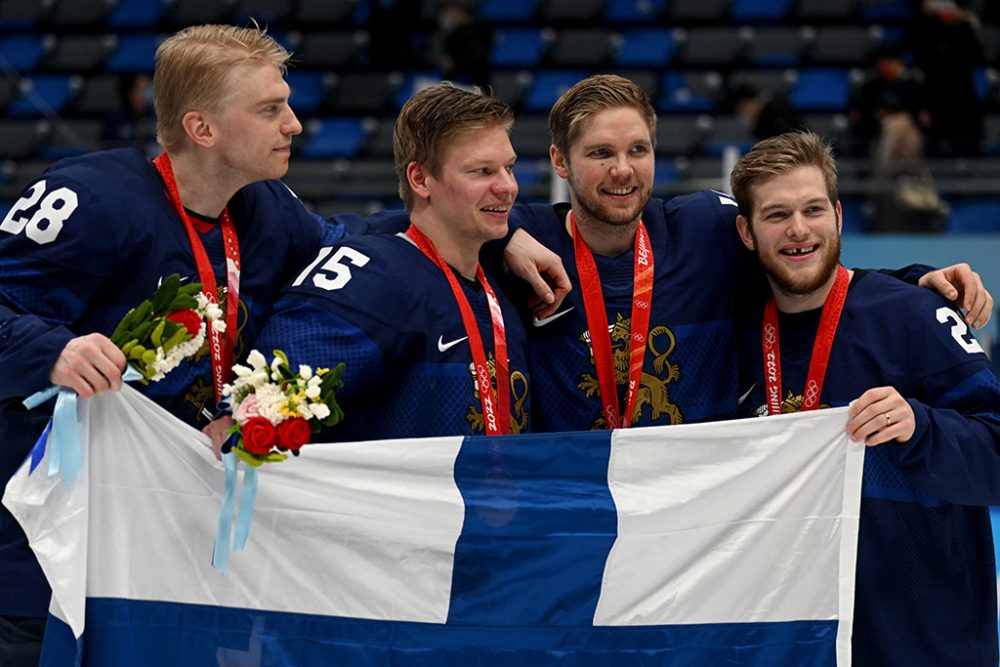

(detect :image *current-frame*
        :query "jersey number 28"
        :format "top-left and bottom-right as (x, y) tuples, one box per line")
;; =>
(1, 180), (79, 245)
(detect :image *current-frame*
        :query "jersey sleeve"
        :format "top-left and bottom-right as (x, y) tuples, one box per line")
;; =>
(885, 297), (1000, 505)
(0, 172), (122, 403)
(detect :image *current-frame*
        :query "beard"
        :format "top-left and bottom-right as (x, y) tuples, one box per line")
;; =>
(752, 229), (842, 297)
(569, 174), (651, 229)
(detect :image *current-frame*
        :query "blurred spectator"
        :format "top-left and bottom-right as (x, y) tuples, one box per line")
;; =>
(907, 0), (985, 157)
(434, 1), (492, 90)
(101, 72), (158, 155)
(729, 84), (805, 141)
(849, 43), (947, 232)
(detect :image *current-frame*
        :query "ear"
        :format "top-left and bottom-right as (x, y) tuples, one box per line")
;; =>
(550, 145), (570, 180)
(181, 110), (214, 149)
(736, 214), (755, 251)
(407, 162), (431, 202)
(834, 200), (843, 235)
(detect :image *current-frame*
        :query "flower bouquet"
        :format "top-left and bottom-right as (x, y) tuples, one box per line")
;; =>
(222, 350), (345, 466)
(109, 274), (224, 383)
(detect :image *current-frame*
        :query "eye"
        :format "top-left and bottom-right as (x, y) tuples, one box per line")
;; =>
(589, 148), (610, 158)
(766, 210), (788, 221)
(630, 144), (649, 155)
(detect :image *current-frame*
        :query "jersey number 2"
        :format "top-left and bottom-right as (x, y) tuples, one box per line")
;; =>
(0, 180), (79, 245)
(936, 307), (985, 354)
(293, 246), (371, 291)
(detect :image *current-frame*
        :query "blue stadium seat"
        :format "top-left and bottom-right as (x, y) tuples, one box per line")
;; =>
(393, 72), (444, 111)
(0, 35), (46, 73)
(790, 69), (852, 112)
(615, 28), (675, 68)
(730, 0), (793, 23)
(858, 0), (911, 22)
(301, 118), (369, 159)
(745, 27), (807, 67)
(523, 70), (588, 112)
(286, 71), (328, 114)
(107, 34), (160, 73)
(0, 0), (46, 31)
(704, 115), (754, 156)
(605, 0), (666, 23)
(491, 29), (549, 69)
(108, 0), (166, 29)
(8, 75), (78, 118)
(947, 199), (1000, 233)
(480, 0), (537, 24)
(657, 71), (720, 113)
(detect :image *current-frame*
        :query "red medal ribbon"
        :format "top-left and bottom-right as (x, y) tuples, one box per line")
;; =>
(761, 265), (850, 415)
(405, 225), (510, 435)
(153, 153), (241, 404)
(570, 212), (654, 429)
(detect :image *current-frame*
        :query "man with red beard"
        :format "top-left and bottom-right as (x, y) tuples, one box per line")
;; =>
(732, 131), (1000, 666)
(506, 74), (990, 433)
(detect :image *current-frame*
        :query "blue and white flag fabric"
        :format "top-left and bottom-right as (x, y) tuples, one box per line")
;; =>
(3, 386), (864, 666)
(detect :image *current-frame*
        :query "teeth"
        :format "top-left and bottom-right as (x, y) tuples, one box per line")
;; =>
(783, 246), (816, 256)
(606, 187), (634, 195)
(482, 207), (508, 212)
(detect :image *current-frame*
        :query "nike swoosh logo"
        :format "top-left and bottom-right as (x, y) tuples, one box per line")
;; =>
(532, 307), (575, 328)
(738, 383), (756, 406)
(437, 335), (469, 353)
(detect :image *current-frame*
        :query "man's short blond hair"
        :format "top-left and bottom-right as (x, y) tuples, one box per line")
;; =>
(154, 24), (291, 152)
(729, 131), (839, 221)
(393, 83), (514, 210)
(548, 74), (657, 158)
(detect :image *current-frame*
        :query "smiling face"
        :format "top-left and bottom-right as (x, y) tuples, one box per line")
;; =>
(737, 165), (843, 310)
(552, 106), (654, 235)
(207, 64), (302, 183)
(422, 124), (518, 247)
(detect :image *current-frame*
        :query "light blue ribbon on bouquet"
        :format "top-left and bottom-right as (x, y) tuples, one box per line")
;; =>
(212, 452), (260, 574)
(23, 367), (144, 485)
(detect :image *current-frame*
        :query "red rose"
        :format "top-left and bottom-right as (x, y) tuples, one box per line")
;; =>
(277, 417), (311, 451)
(166, 308), (202, 336)
(241, 416), (277, 455)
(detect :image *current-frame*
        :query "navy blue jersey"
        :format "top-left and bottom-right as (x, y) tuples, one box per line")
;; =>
(255, 232), (531, 441)
(737, 270), (1000, 667)
(511, 191), (750, 431)
(0, 148), (378, 617)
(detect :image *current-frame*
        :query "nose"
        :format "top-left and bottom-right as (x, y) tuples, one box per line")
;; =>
(493, 168), (518, 200)
(609, 153), (633, 178)
(786, 212), (809, 237)
(284, 107), (302, 136)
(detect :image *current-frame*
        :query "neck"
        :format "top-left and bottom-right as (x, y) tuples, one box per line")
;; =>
(165, 150), (244, 218)
(410, 216), (481, 280)
(771, 267), (852, 313)
(566, 207), (639, 257)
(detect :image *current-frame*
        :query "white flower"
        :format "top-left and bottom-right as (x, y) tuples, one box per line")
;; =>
(233, 364), (253, 378)
(253, 383), (287, 424)
(211, 318), (226, 333)
(305, 385), (321, 399)
(309, 402), (331, 420)
(247, 350), (267, 371)
(299, 364), (313, 380)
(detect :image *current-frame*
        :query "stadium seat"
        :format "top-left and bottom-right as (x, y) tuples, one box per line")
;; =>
(948, 199), (1000, 233)
(0, 120), (49, 160)
(286, 71), (330, 114)
(796, 0), (858, 22)
(44, 0), (112, 27)
(802, 113), (849, 148)
(327, 71), (399, 115)
(728, 68), (795, 97)
(480, 0), (537, 24)
(790, 69), (853, 112)
(42, 118), (103, 160)
(108, 0), (166, 29)
(704, 115), (755, 156)
(300, 117), (370, 160)
(657, 71), (722, 114)
(0, 78), (18, 113)
(232, 0), (294, 26)
(163, 0), (233, 26)
(858, 0), (911, 22)
(294, 0), (359, 26)
(70, 74), (122, 115)
(667, 0), (732, 22)
(675, 28), (748, 67)
(363, 119), (395, 158)
(8, 75), (79, 118)
(392, 72), (443, 111)
(42, 35), (116, 73)
(615, 28), (676, 68)
(294, 31), (368, 69)
(539, 0), (606, 23)
(510, 115), (553, 158)
(655, 115), (708, 156)
(523, 70), (589, 113)
(808, 26), (880, 66)
(489, 70), (532, 109)
(547, 29), (612, 68)
(605, 0), (666, 23)
(983, 115), (1000, 155)
(107, 34), (159, 73)
(0, 35), (46, 73)
(0, 0), (47, 31)
(745, 27), (808, 68)
(491, 29), (550, 69)
(730, 0), (793, 24)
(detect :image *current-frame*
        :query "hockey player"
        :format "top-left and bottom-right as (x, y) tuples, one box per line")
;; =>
(253, 83), (531, 440)
(732, 131), (1000, 666)
(505, 74), (991, 432)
